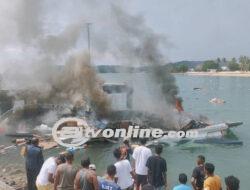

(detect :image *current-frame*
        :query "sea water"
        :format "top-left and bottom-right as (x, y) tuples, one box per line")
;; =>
(0, 74), (249, 188)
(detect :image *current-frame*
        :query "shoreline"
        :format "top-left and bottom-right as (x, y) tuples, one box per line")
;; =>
(183, 71), (250, 77)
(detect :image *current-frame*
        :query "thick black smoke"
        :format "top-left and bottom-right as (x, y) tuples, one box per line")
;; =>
(0, 1), (180, 127)
(111, 4), (178, 105)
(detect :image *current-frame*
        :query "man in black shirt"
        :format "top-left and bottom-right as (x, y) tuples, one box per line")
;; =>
(146, 144), (167, 190)
(191, 155), (205, 190)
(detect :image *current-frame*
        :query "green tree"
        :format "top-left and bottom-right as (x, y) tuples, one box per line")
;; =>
(239, 56), (249, 71)
(169, 64), (188, 73)
(177, 64), (188, 73)
(228, 57), (239, 71)
(202, 60), (219, 71)
(246, 58), (250, 71)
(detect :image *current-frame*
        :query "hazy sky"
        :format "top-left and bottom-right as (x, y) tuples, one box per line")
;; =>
(128, 0), (250, 62)
(1, 0), (250, 65)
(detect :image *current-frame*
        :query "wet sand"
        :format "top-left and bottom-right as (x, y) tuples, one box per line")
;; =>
(186, 71), (250, 77)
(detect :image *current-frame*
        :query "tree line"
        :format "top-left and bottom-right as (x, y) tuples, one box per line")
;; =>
(198, 56), (250, 72)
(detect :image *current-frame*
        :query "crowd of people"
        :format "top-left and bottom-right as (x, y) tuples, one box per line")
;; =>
(24, 138), (240, 190)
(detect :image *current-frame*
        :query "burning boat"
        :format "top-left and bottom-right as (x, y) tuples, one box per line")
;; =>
(101, 84), (243, 145)
(48, 83), (244, 146)
(0, 82), (243, 147)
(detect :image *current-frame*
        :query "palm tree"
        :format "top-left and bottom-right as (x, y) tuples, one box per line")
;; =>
(239, 56), (248, 71)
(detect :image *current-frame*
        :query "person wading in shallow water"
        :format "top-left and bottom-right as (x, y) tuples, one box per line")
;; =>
(74, 157), (99, 190)
(25, 137), (44, 190)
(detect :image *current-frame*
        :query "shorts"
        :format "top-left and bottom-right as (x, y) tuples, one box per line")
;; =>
(136, 174), (148, 186)
(36, 183), (53, 190)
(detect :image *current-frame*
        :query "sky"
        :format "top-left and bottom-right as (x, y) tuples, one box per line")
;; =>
(128, 0), (250, 62)
(0, 0), (250, 65)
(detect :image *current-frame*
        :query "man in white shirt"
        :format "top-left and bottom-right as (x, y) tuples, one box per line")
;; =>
(113, 148), (135, 190)
(36, 154), (66, 190)
(132, 138), (152, 190)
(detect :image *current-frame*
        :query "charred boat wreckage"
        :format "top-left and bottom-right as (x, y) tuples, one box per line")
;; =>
(0, 83), (243, 148)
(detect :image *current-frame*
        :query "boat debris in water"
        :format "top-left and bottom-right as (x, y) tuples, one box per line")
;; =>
(148, 121), (243, 146)
(209, 98), (225, 104)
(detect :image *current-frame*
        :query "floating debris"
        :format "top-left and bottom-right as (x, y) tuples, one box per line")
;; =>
(193, 87), (202, 90)
(209, 98), (225, 104)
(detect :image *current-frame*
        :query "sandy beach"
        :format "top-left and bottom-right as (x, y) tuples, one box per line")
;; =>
(185, 71), (250, 77)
